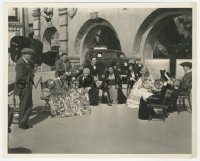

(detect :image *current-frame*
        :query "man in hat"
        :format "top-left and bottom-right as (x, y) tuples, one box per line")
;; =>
(14, 48), (35, 129)
(179, 62), (192, 95)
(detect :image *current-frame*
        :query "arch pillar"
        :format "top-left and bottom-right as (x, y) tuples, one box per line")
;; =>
(32, 8), (41, 40)
(58, 8), (68, 55)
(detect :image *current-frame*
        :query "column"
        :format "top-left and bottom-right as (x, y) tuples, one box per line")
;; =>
(32, 8), (41, 40)
(58, 8), (68, 54)
(24, 8), (29, 37)
(58, 8), (80, 67)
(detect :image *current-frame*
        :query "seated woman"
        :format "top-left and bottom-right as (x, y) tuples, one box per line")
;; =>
(78, 68), (99, 106)
(49, 72), (91, 118)
(103, 65), (125, 105)
(127, 63), (138, 96)
(126, 66), (156, 109)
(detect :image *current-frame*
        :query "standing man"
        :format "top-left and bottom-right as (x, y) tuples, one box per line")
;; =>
(169, 62), (192, 111)
(55, 53), (72, 78)
(179, 62), (192, 95)
(14, 48), (35, 129)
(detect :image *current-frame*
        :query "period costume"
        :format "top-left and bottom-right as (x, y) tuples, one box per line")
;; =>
(104, 69), (124, 104)
(79, 74), (99, 106)
(14, 48), (35, 128)
(84, 63), (103, 105)
(127, 70), (136, 88)
(171, 62), (192, 112)
(180, 70), (192, 95)
(127, 63), (139, 96)
(85, 63), (97, 77)
(49, 79), (91, 117)
(126, 72), (155, 109)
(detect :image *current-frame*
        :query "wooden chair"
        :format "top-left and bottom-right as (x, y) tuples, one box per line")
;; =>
(40, 81), (50, 113)
(147, 89), (173, 122)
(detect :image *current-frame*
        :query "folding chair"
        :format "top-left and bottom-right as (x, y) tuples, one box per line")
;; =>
(147, 89), (173, 122)
(40, 81), (51, 113)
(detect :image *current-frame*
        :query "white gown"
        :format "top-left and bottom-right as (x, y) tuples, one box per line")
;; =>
(126, 75), (154, 108)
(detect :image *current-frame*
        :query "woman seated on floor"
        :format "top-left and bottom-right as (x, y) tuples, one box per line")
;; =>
(126, 66), (156, 109)
(49, 71), (91, 118)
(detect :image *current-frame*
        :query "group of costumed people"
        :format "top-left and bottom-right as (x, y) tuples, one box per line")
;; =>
(45, 52), (192, 119)
(12, 47), (192, 131)
(48, 52), (127, 117)
(127, 62), (192, 119)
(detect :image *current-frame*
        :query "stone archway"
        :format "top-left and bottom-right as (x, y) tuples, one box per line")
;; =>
(74, 18), (121, 64)
(42, 26), (60, 53)
(133, 8), (192, 59)
(133, 8), (192, 76)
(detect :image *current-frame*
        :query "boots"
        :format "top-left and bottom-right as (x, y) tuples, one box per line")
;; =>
(106, 96), (112, 106)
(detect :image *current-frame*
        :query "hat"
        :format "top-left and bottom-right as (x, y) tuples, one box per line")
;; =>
(21, 48), (34, 54)
(180, 62), (192, 68)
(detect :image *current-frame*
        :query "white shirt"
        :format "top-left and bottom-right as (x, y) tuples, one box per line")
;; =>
(131, 72), (135, 79)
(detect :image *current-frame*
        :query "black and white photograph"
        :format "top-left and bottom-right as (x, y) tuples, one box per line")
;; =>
(3, 2), (197, 157)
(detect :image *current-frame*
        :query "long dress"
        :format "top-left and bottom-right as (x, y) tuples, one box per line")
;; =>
(49, 79), (91, 117)
(126, 75), (155, 109)
(104, 71), (126, 104)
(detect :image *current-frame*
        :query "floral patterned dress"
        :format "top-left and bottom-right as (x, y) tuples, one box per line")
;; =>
(49, 79), (91, 117)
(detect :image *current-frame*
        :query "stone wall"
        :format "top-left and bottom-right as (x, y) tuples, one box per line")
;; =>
(68, 8), (155, 59)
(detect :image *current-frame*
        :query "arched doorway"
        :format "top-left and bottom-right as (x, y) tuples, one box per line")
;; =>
(133, 8), (192, 76)
(43, 26), (60, 53)
(74, 18), (121, 64)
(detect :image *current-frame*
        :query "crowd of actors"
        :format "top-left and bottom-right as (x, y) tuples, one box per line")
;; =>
(13, 48), (192, 129)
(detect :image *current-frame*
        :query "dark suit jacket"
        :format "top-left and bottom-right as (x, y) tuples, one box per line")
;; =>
(78, 75), (95, 88)
(84, 63), (98, 77)
(181, 71), (192, 93)
(14, 57), (34, 96)
(55, 58), (72, 78)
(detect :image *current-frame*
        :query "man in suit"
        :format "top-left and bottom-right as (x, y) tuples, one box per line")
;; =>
(55, 52), (72, 78)
(168, 62), (192, 111)
(14, 48), (35, 129)
(85, 57), (98, 79)
(179, 62), (192, 95)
